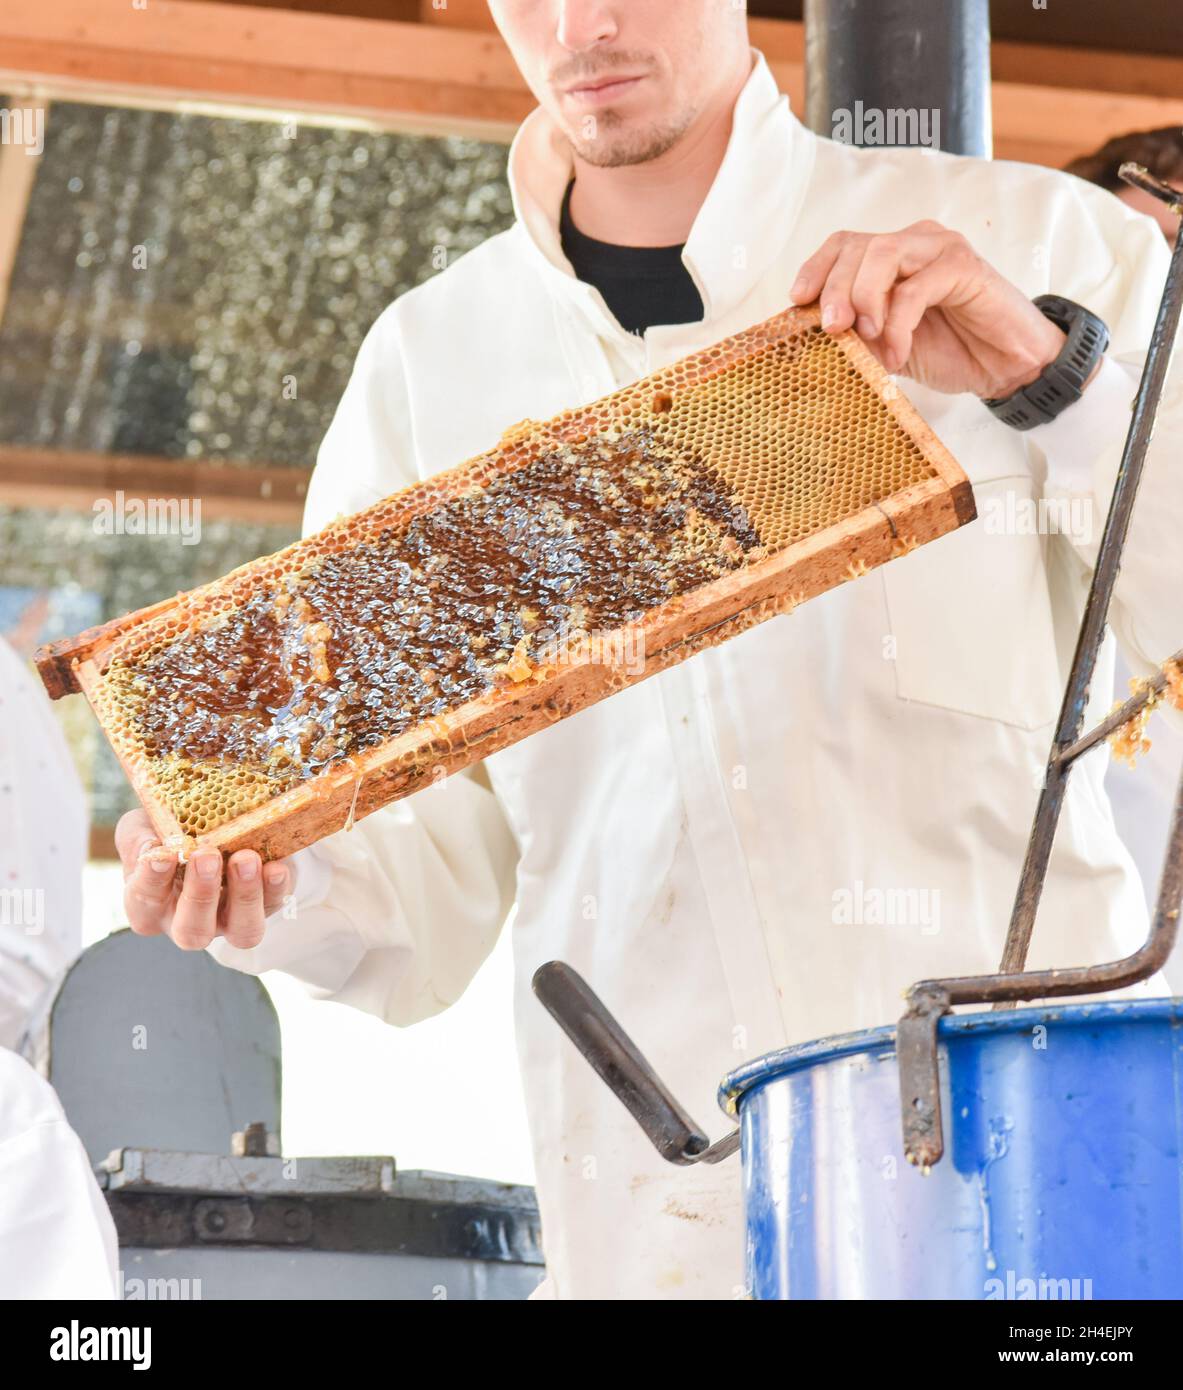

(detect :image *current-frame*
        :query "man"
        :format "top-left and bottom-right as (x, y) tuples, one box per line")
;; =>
(0, 630), (89, 1051)
(116, 2), (1181, 1298)
(0, 635), (118, 1297)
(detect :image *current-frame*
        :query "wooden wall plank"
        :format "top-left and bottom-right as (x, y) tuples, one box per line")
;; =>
(0, 446), (309, 526)
(0, 0), (527, 137)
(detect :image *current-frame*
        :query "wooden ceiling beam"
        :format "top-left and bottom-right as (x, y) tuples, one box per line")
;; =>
(0, 0), (529, 138)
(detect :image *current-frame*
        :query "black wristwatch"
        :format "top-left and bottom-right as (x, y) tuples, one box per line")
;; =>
(982, 294), (1110, 431)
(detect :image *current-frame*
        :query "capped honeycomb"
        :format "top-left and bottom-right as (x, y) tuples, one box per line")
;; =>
(36, 305), (974, 859)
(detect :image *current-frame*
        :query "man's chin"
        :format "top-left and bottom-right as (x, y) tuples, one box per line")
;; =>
(566, 119), (689, 169)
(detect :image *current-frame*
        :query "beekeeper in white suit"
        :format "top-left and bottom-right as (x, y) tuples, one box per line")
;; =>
(0, 636), (118, 1298)
(117, 1), (1182, 1298)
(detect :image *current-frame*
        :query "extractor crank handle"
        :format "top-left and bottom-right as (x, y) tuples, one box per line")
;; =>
(531, 961), (739, 1166)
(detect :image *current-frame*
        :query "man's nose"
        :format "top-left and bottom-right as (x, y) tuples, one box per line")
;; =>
(556, 0), (620, 53)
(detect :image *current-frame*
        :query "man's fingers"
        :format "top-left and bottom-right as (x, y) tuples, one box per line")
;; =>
(124, 848), (178, 937)
(262, 860), (292, 920)
(115, 809), (161, 881)
(848, 233), (943, 339)
(116, 812), (290, 950)
(220, 851), (268, 950)
(880, 261), (964, 371)
(793, 226), (955, 338)
(790, 231), (852, 307)
(815, 238), (871, 334)
(116, 809), (178, 935)
(169, 850), (225, 950)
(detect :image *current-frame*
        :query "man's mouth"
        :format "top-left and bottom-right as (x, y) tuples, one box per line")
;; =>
(561, 73), (647, 107)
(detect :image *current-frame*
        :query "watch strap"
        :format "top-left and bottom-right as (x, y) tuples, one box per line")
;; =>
(982, 294), (1110, 431)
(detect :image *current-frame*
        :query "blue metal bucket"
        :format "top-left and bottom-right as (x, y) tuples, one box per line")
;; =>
(719, 999), (1183, 1300)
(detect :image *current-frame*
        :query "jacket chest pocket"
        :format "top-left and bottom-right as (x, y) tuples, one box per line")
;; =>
(880, 474), (1064, 732)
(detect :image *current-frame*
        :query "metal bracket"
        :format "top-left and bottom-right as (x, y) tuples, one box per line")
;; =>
(899, 774), (1183, 1164)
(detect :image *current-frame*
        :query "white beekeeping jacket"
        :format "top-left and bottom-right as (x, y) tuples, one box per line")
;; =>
(0, 1049), (118, 1298)
(0, 636), (88, 1051)
(0, 644), (114, 1297)
(211, 51), (1182, 1299)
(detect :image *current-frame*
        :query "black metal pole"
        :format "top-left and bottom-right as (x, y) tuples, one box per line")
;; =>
(803, 0), (992, 157)
(999, 195), (1183, 978)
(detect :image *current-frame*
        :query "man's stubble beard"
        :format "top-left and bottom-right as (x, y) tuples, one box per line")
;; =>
(567, 108), (695, 169)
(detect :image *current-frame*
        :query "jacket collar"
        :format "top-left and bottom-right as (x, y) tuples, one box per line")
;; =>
(506, 49), (815, 342)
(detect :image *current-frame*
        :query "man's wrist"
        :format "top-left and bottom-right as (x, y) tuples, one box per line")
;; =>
(982, 296), (1110, 430)
(991, 319), (1068, 398)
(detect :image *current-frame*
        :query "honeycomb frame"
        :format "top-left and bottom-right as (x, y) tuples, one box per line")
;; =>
(36, 304), (975, 860)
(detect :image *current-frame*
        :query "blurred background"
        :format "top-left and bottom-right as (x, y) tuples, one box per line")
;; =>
(0, 74), (532, 1183)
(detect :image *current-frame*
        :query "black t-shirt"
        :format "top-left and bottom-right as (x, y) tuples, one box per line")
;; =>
(559, 180), (704, 336)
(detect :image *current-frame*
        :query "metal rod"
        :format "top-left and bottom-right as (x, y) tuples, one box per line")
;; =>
(1119, 162), (1183, 215)
(997, 205), (1183, 981)
(1056, 649), (1182, 766)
